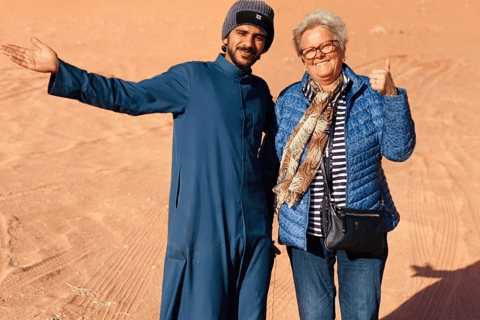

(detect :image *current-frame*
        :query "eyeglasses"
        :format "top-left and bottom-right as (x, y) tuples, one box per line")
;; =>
(301, 40), (338, 60)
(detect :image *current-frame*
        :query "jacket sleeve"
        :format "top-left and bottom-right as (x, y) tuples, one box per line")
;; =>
(47, 59), (190, 115)
(381, 88), (416, 161)
(258, 98), (280, 221)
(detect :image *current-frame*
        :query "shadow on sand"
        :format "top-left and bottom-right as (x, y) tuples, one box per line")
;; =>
(382, 261), (480, 320)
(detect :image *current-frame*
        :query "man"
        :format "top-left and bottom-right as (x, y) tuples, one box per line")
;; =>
(1, 1), (278, 319)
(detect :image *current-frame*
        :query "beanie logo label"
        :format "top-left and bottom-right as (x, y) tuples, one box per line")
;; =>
(233, 11), (274, 51)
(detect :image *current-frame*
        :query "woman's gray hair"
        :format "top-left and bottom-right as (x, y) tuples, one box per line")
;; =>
(293, 9), (348, 57)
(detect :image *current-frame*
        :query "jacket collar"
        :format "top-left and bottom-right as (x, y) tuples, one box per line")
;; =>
(300, 63), (365, 98)
(342, 63), (365, 96)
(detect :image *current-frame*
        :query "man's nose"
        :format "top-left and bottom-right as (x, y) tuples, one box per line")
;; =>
(245, 35), (255, 47)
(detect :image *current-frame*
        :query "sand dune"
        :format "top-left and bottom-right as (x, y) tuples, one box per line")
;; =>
(1, 0), (480, 319)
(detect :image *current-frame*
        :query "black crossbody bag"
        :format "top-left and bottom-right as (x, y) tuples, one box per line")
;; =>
(320, 105), (388, 255)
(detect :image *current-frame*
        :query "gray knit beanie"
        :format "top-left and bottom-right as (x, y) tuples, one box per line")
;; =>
(222, 0), (275, 52)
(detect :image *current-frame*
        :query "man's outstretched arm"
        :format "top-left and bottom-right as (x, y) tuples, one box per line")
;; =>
(1, 37), (190, 116)
(1, 37), (59, 74)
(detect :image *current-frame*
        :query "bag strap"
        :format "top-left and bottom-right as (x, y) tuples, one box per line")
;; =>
(321, 99), (337, 204)
(320, 159), (332, 201)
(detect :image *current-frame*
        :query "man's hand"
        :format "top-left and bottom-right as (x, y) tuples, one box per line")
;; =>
(369, 58), (398, 96)
(1, 37), (59, 74)
(273, 241), (282, 256)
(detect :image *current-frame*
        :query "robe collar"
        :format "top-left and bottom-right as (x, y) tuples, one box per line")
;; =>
(215, 54), (252, 81)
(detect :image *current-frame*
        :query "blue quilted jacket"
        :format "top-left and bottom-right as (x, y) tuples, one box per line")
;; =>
(260, 64), (416, 251)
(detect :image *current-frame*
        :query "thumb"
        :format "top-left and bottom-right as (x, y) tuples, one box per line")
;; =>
(384, 58), (390, 72)
(31, 37), (46, 49)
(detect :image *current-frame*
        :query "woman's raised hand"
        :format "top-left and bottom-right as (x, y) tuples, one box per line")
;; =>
(1, 37), (59, 74)
(369, 58), (398, 96)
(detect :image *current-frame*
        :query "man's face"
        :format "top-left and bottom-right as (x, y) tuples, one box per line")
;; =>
(223, 25), (266, 72)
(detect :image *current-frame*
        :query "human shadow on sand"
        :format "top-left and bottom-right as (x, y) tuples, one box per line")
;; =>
(382, 261), (480, 320)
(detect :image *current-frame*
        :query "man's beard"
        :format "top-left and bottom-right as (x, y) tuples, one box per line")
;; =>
(227, 45), (259, 72)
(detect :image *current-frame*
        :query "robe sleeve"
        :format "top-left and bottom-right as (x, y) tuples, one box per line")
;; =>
(48, 59), (190, 115)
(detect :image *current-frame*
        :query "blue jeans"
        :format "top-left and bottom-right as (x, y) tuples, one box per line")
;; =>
(287, 234), (388, 320)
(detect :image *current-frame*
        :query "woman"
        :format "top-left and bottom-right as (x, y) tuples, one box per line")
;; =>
(270, 9), (415, 320)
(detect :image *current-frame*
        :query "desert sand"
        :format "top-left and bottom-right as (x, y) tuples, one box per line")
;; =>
(1, 0), (480, 319)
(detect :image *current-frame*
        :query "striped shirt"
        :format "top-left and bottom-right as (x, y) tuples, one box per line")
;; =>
(302, 74), (350, 237)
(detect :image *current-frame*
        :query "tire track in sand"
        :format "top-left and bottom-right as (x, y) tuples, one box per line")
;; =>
(446, 143), (480, 252)
(383, 54), (474, 319)
(64, 199), (169, 319)
(0, 246), (91, 297)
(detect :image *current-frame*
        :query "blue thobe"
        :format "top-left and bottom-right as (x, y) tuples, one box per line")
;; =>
(48, 54), (276, 320)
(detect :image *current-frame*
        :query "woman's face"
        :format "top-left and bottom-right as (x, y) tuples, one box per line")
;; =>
(300, 26), (345, 88)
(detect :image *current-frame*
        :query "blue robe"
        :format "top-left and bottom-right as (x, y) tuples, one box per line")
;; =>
(48, 54), (276, 319)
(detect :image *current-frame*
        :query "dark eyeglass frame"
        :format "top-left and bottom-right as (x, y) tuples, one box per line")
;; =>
(301, 40), (339, 60)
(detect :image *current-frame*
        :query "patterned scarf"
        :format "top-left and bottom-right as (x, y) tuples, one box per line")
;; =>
(273, 74), (344, 209)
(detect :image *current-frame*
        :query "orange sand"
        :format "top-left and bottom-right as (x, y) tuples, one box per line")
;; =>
(1, 0), (480, 319)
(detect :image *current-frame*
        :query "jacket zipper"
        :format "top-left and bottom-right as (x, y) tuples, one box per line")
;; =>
(343, 80), (364, 207)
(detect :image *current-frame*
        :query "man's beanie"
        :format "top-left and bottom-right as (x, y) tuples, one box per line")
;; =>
(222, 0), (275, 52)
